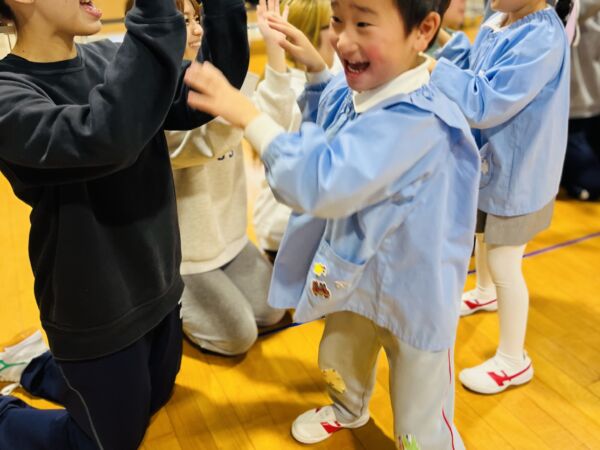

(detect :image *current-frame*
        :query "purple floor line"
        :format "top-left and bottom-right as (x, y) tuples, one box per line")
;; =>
(260, 231), (600, 337)
(467, 231), (600, 274)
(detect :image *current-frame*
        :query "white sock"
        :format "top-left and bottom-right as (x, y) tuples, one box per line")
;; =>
(495, 350), (528, 371)
(473, 234), (497, 300)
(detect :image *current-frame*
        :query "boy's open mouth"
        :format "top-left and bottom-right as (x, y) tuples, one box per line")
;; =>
(79, 0), (103, 20)
(344, 60), (370, 75)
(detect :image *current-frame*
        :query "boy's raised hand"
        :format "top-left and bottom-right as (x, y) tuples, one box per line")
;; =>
(185, 62), (261, 129)
(267, 14), (328, 73)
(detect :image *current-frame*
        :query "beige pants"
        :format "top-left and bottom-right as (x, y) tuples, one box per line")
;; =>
(319, 312), (464, 450)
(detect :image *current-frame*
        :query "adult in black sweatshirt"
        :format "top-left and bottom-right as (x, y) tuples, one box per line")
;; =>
(0, 0), (248, 448)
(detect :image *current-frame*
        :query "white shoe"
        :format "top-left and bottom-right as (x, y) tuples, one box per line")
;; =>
(291, 405), (370, 444)
(460, 289), (498, 316)
(0, 330), (48, 385)
(459, 353), (533, 394)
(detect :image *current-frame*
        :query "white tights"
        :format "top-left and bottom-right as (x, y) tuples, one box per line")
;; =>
(474, 233), (528, 360)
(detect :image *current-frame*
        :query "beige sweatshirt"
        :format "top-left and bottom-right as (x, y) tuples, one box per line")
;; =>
(167, 68), (299, 273)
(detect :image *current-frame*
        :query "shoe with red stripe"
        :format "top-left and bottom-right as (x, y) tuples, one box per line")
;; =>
(459, 353), (534, 394)
(460, 289), (498, 316)
(291, 405), (370, 444)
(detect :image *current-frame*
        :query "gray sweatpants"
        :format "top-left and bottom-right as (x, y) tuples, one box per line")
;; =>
(180, 242), (285, 355)
(320, 312), (464, 450)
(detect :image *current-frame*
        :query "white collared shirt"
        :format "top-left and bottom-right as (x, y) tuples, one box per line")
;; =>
(352, 55), (431, 113)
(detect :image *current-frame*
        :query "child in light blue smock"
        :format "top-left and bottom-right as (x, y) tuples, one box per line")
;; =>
(430, 0), (572, 394)
(184, 0), (480, 448)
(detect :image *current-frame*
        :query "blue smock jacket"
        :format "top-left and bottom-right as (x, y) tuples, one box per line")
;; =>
(431, 8), (570, 216)
(260, 72), (480, 351)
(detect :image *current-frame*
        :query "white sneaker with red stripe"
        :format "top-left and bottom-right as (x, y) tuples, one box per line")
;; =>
(459, 353), (534, 394)
(460, 289), (498, 316)
(291, 405), (370, 444)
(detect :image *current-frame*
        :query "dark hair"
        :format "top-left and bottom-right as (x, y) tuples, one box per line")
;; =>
(0, 0), (14, 23)
(395, 0), (451, 49)
(125, 0), (187, 15)
(554, 0), (573, 25)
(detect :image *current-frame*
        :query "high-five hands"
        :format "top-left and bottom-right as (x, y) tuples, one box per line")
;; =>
(185, 62), (260, 129)
(185, 0), (329, 125)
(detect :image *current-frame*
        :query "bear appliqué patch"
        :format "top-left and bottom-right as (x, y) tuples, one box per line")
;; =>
(311, 280), (331, 300)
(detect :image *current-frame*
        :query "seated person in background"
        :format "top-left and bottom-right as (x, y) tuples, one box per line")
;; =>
(135, 0), (299, 356)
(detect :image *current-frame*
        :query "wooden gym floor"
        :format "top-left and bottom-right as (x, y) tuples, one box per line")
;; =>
(2, 159), (600, 450)
(2, 1), (600, 448)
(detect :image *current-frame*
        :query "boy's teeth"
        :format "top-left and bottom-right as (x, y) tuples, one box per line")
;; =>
(346, 61), (369, 73)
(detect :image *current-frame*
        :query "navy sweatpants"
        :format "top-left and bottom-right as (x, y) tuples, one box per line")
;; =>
(0, 306), (182, 450)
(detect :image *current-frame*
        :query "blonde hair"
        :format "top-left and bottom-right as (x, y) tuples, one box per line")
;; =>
(282, 0), (331, 49)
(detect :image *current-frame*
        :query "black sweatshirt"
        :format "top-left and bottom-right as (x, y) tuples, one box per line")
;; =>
(0, 0), (249, 360)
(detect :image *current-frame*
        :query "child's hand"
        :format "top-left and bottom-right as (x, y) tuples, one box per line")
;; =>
(257, 0), (289, 47)
(267, 14), (328, 73)
(257, 0), (289, 73)
(185, 62), (261, 129)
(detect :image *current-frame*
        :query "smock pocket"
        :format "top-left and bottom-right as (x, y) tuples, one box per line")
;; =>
(305, 239), (367, 309)
(479, 143), (494, 189)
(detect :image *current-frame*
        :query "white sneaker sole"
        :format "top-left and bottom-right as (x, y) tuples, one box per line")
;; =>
(460, 299), (498, 317)
(459, 366), (534, 394)
(291, 412), (370, 444)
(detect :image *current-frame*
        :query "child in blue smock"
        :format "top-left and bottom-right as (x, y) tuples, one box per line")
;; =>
(429, 0), (572, 394)
(184, 1), (480, 447)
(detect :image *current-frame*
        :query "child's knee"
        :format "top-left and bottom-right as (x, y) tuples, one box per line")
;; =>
(186, 319), (258, 356)
(218, 326), (258, 355)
